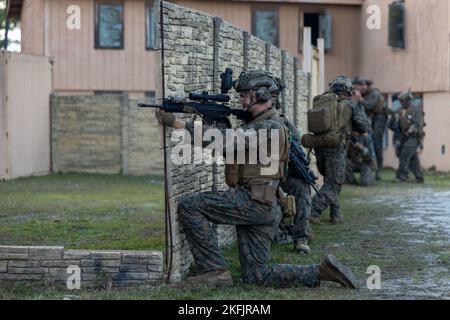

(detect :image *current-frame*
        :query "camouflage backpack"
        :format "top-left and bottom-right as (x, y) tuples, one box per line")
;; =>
(303, 92), (353, 148)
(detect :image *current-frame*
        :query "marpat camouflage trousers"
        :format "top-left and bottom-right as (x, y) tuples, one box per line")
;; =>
(280, 176), (311, 242)
(396, 136), (423, 181)
(178, 186), (320, 287)
(311, 145), (346, 218)
(345, 158), (375, 187)
(372, 115), (387, 172)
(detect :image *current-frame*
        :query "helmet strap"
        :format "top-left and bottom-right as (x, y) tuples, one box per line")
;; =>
(248, 92), (257, 113)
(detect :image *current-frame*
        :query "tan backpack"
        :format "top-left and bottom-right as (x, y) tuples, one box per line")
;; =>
(302, 92), (353, 148)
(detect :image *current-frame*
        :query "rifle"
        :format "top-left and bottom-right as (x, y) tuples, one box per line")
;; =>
(139, 68), (251, 125)
(138, 92), (252, 126)
(288, 138), (320, 195)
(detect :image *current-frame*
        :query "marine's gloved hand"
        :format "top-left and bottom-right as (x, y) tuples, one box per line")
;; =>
(182, 106), (197, 114)
(301, 135), (306, 147)
(352, 90), (363, 102)
(155, 109), (175, 126)
(417, 144), (424, 154)
(354, 142), (364, 151)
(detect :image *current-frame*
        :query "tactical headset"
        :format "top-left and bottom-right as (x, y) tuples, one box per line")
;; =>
(234, 71), (285, 104)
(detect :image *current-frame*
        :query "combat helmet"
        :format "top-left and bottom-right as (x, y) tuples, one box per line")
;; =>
(398, 89), (414, 101)
(352, 76), (373, 86)
(234, 70), (285, 103)
(329, 76), (353, 96)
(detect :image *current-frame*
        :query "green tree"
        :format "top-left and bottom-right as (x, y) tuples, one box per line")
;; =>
(0, 0), (19, 50)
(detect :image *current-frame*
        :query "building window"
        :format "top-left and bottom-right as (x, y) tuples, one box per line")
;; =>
(145, 91), (156, 99)
(388, 1), (405, 49)
(301, 12), (332, 50)
(94, 91), (124, 95)
(146, 1), (156, 49)
(252, 7), (279, 46)
(95, 1), (124, 49)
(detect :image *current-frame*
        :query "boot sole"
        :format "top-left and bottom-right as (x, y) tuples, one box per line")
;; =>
(320, 255), (357, 289)
(185, 271), (234, 288)
(309, 217), (324, 225)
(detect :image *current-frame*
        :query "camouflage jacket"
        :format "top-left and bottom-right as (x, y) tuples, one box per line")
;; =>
(361, 87), (386, 117)
(348, 99), (371, 137)
(399, 104), (423, 138)
(348, 134), (376, 168)
(185, 107), (289, 186)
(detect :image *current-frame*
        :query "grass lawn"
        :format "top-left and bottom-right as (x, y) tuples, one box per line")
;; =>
(1, 170), (449, 299)
(0, 174), (165, 250)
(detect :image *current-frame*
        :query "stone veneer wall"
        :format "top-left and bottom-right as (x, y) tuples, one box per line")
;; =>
(154, 1), (312, 281)
(0, 246), (163, 288)
(51, 94), (163, 176)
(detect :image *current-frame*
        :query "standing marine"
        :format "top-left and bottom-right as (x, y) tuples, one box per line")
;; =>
(302, 76), (369, 225)
(394, 90), (425, 183)
(387, 102), (403, 158)
(353, 77), (386, 181)
(155, 70), (357, 288)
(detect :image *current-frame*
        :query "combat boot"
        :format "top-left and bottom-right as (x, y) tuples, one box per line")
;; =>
(309, 214), (324, 225)
(185, 270), (233, 287)
(376, 171), (382, 181)
(415, 177), (424, 183)
(330, 216), (344, 225)
(392, 176), (407, 183)
(294, 240), (311, 254)
(318, 254), (357, 289)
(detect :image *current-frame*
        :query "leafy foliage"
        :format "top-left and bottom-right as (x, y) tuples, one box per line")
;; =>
(0, 0), (19, 49)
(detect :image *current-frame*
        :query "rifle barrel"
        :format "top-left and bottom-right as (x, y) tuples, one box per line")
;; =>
(138, 103), (162, 108)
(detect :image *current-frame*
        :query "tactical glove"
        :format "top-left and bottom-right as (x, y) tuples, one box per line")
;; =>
(155, 109), (175, 126)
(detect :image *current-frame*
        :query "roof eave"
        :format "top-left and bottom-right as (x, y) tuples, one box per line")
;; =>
(6, 0), (24, 19)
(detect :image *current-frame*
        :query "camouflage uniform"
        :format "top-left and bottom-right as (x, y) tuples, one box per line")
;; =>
(360, 87), (386, 178)
(178, 108), (321, 287)
(279, 176), (311, 243)
(387, 110), (402, 158)
(277, 114), (311, 243)
(396, 103), (424, 182)
(311, 99), (369, 220)
(345, 134), (377, 186)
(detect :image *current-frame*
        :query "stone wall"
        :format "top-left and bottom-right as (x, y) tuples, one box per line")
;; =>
(155, 1), (313, 281)
(0, 246), (163, 288)
(51, 94), (163, 176)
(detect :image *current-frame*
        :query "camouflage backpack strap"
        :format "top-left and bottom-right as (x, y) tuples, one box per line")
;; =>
(272, 115), (291, 179)
(336, 97), (355, 144)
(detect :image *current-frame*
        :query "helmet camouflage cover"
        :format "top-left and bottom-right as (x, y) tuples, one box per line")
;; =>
(329, 76), (353, 96)
(352, 76), (373, 86)
(398, 90), (414, 101)
(234, 70), (285, 103)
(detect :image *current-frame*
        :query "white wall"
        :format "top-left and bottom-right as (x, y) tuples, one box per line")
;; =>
(0, 52), (53, 180)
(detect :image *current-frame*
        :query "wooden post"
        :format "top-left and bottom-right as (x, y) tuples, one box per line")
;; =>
(302, 27), (312, 73)
(317, 38), (325, 94)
